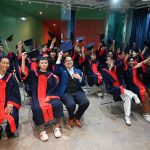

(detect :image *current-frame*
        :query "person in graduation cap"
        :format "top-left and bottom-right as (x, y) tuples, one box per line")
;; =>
(21, 53), (64, 141)
(6, 40), (27, 82)
(85, 43), (95, 59)
(96, 41), (107, 68)
(39, 44), (49, 58)
(102, 56), (141, 126)
(54, 51), (89, 128)
(82, 52), (103, 87)
(0, 55), (21, 138)
(72, 36), (86, 71)
(123, 55), (150, 122)
(47, 47), (58, 73)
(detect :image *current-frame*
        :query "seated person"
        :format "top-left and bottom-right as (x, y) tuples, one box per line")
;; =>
(54, 51), (89, 128)
(124, 56), (150, 122)
(0, 56), (21, 138)
(21, 53), (64, 141)
(102, 56), (140, 126)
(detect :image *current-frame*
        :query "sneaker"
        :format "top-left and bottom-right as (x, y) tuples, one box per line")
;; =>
(40, 131), (48, 142)
(53, 127), (62, 138)
(132, 96), (140, 104)
(143, 113), (150, 122)
(124, 116), (131, 126)
(97, 92), (103, 98)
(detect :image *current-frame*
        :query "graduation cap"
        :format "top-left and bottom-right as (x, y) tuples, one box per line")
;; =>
(24, 39), (33, 47)
(60, 41), (73, 52)
(99, 33), (105, 40)
(27, 48), (40, 58)
(6, 34), (14, 42)
(76, 36), (84, 42)
(107, 39), (113, 45)
(86, 43), (94, 51)
(47, 39), (52, 47)
(48, 31), (56, 39)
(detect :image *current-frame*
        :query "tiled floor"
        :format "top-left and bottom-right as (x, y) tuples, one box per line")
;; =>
(0, 87), (150, 150)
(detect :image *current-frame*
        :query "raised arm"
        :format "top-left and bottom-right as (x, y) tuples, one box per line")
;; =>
(135, 56), (150, 69)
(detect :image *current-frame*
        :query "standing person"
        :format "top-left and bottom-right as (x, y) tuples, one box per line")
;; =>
(54, 51), (89, 128)
(21, 53), (64, 141)
(0, 56), (21, 138)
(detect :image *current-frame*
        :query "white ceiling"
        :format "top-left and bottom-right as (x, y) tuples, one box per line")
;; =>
(14, 0), (150, 10)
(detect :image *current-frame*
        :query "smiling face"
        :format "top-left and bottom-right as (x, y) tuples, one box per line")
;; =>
(64, 56), (73, 69)
(128, 57), (135, 67)
(50, 51), (56, 58)
(0, 57), (10, 73)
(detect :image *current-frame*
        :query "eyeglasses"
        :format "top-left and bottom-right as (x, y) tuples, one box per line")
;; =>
(65, 60), (73, 62)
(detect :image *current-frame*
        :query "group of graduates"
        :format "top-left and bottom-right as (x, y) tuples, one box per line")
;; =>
(0, 32), (150, 142)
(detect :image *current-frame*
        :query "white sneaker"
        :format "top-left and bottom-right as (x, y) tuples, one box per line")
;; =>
(124, 116), (131, 126)
(53, 127), (62, 138)
(143, 113), (150, 122)
(132, 96), (140, 104)
(40, 131), (49, 142)
(97, 92), (103, 97)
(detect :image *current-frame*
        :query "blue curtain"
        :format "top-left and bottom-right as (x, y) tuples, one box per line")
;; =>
(130, 8), (150, 49)
(70, 9), (75, 42)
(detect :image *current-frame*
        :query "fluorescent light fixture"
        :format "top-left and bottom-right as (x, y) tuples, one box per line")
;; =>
(142, 0), (149, 1)
(20, 17), (27, 21)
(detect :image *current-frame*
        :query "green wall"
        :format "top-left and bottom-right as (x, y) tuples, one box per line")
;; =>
(75, 8), (107, 31)
(0, 3), (43, 53)
(76, 8), (106, 20)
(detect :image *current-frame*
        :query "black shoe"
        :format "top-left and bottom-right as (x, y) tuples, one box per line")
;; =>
(0, 126), (3, 139)
(5, 128), (14, 138)
(6, 132), (14, 138)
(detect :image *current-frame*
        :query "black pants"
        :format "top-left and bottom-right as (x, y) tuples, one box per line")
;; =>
(61, 91), (89, 119)
(50, 99), (64, 118)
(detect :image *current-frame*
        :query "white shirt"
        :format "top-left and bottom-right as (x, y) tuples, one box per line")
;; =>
(0, 74), (4, 79)
(67, 67), (74, 78)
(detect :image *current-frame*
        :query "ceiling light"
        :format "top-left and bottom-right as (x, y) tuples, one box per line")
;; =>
(20, 17), (27, 21)
(113, 0), (119, 3)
